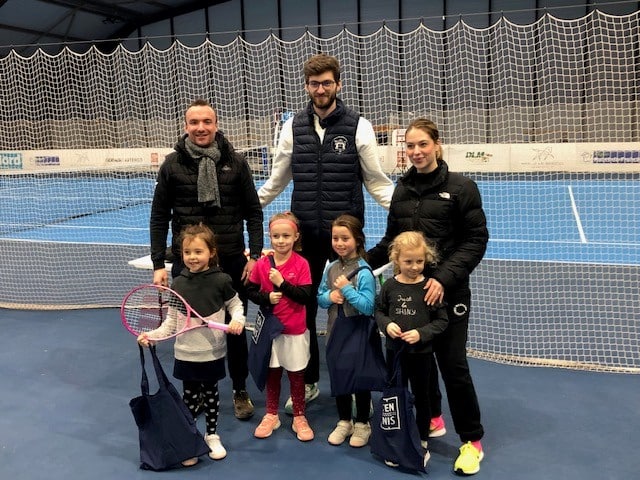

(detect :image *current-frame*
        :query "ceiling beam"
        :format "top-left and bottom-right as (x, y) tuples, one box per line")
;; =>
(0, 21), (84, 42)
(36, 0), (143, 22)
(109, 0), (230, 40)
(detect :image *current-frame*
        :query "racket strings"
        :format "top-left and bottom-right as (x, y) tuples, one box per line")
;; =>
(122, 285), (225, 340)
(123, 289), (169, 335)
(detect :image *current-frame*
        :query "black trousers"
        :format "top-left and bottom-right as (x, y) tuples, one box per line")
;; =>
(336, 391), (371, 424)
(429, 292), (484, 443)
(386, 349), (432, 441)
(172, 252), (250, 392)
(300, 233), (335, 385)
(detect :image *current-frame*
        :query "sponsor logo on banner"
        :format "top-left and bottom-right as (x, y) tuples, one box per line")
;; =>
(464, 151), (493, 163)
(104, 156), (145, 165)
(34, 155), (61, 166)
(0, 152), (23, 170)
(587, 150), (640, 164)
(518, 145), (563, 169)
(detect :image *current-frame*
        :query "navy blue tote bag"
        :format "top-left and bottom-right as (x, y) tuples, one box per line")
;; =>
(369, 350), (426, 472)
(325, 266), (387, 396)
(129, 345), (210, 471)
(248, 307), (285, 390)
(248, 255), (285, 391)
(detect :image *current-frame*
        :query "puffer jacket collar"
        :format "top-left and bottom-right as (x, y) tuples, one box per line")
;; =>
(399, 159), (448, 194)
(304, 98), (347, 129)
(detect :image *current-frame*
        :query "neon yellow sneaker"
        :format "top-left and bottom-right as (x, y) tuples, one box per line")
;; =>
(454, 441), (484, 475)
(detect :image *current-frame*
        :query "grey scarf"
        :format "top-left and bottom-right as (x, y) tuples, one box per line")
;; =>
(184, 137), (222, 207)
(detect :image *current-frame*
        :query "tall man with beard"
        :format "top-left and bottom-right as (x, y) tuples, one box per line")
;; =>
(258, 54), (394, 417)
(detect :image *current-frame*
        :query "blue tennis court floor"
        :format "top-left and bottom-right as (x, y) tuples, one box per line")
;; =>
(2, 178), (638, 266)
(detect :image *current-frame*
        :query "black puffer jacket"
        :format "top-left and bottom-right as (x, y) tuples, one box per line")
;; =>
(368, 160), (488, 293)
(150, 133), (263, 270)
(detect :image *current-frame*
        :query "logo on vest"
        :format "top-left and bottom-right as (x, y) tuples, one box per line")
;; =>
(332, 136), (348, 154)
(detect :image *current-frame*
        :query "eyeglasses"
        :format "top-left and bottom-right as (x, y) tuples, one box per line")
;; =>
(307, 80), (336, 89)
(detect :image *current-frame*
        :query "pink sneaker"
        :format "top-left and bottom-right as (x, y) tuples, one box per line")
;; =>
(429, 415), (446, 438)
(292, 415), (314, 442)
(254, 414), (281, 438)
(181, 457), (198, 467)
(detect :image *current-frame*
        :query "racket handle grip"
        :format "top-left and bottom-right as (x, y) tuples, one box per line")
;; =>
(207, 321), (230, 332)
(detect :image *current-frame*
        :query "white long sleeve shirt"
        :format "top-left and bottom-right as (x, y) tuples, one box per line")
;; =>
(258, 113), (394, 210)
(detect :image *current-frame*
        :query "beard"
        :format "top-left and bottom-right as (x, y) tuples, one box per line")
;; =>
(309, 90), (337, 111)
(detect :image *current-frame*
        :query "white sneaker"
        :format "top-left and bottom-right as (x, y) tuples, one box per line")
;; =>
(284, 383), (320, 414)
(349, 422), (371, 448)
(421, 440), (431, 468)
(305, 383), (320, 402)
(205, 433), (227, 460)
(384, 444), (430, 469)
(327, 420), (354, 445)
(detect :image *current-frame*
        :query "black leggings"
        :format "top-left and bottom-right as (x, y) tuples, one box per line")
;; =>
(386, 349), (432, 441)
(336, 391), (371, 423)
(183, 380), (220, 435)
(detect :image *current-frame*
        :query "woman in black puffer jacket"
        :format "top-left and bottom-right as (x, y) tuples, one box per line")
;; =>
(367, 118), (489, 476)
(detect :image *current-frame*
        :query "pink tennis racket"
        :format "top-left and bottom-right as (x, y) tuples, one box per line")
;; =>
(121, 284), (229, 341)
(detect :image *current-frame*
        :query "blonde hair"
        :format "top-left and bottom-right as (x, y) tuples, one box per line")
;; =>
(388, 231), (438, 275)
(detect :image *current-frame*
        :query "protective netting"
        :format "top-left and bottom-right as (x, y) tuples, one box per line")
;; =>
(0, 11), (638, 373)
(0, 11), (637, 151)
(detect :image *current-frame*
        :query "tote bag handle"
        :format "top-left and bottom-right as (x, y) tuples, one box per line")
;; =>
(346, 265), (373, 281)
(388, 345), (406, 388)
(335, 265), (375, 317)
(138, 345), (171, 396)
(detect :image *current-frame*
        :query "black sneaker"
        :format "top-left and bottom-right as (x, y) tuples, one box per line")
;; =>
(233, 390), (254, 420)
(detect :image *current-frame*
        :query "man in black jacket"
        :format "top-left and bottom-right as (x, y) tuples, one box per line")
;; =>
(149, 99), (264, 420)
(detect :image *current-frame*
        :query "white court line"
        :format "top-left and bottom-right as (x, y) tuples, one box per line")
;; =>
(0, 223), (146, 231)
(478, 257), (640, 267)
(1, 237), (150, 246)
(567, 185), (587, 243)
(490, 238), (640, 247)
(4, 234), (639, 248)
